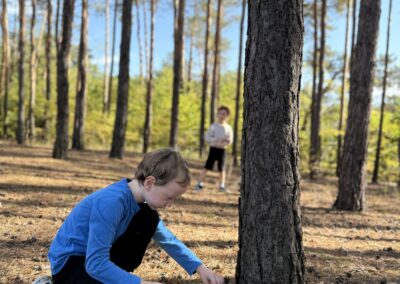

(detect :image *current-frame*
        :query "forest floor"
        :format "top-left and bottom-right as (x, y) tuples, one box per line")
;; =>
(0, 139), (399, 284)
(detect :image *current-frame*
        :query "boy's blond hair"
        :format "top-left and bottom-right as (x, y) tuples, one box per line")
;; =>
(135, 148), (191, 187)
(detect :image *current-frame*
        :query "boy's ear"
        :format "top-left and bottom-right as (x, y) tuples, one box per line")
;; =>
(144, 176), (156, 189)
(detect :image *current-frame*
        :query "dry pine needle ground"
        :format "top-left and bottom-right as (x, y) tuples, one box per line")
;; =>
(0, 140), (399, 284)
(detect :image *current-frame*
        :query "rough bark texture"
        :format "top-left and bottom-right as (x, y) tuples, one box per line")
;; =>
(44, 0), (52, 140)
(236, 1), (305, 283)
(143, 0), (155, 153)
(110, 0), (132, 159)
(336, 0), (351, 177)
(27, 0), (37, 142)
(210, 0), (222, 124)
(372, 0), (392, 184)
(232, 0), (245, 167)
(199, 0), (211, 158)
(55, 0), (61, 54)
(53, 0), (75, 159)
(16, 0), (26, 145)
(107, 0), (118, 114)
(72, 0), (88, 150)
(335, 0), (381, 211)
(169, 0), (185, 149)
(1, 0), (10, 137)
(309, 0), (326, 179)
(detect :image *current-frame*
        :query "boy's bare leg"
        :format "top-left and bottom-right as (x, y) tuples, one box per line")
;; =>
(195, 169), (208, 191)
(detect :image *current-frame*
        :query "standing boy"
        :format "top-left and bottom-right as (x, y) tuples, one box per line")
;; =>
(195, 106), (233, 192)
(48, 148), (224, 284)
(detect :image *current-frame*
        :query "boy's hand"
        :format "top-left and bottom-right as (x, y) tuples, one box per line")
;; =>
(196, 264), (225, 284)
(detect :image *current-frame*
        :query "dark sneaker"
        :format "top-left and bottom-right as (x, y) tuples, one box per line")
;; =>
(194, 183), (204, 192)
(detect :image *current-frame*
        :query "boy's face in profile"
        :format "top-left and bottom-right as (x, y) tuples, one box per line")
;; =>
(143, 178), (187, 210)
(217, 109), (229, 123)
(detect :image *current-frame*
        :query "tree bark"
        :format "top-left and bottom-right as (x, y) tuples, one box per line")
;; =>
(107, 0), (119, 114)
(350, 0), (358, 70)
(309, 0), (326, 179)
(72, 0), (89, 150)
(27, 0), (37, 142)
(143, 0), (149, 76)
(372, 0), (392, 184)
(232, 0), (245, 167)
(1, 0), (10, 137)
(169, 0), (185, 149)
(236, 1), (304, 282)
(16, 0), (26, 145)
(110, 0), (133, 158)
(55, 0), (61, 54)
(334, 0), (381, 211)
(53, 0), (75, 159)
(134, 0), (144, 81)
(336, 0), (351, 177)
(103, 0), (110, 113)
(199, 0), (212, 158)
(44, 0), (53, 141)
(210, 0), (222, 124)
(143, 0), (155, 153)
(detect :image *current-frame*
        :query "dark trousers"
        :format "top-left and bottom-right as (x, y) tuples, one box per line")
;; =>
(204, 147), (226, 172)
(52, 204), (159, 284)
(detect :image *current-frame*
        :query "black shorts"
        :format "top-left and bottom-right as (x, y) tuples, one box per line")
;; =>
(205, 147), (226, 172)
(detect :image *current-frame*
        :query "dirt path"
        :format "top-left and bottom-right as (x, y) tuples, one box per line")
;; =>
(0, 140), (399, 283)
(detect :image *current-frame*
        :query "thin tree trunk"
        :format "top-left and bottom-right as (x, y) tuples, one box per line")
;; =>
(16, 0), (26, 145)
(309, 0), (326, 179)
(1, 0), (10, 137)
(186, 25), (194, 91)
(232, 0), (245, 167)
(53, 0), (75, 159)
(44, 0), (52, 140)
(143, 0), (149, 76)
(143, 0), (155, 153)
(55, 0), (61, 54)
(336, 0), (351, 177)
(135, 0), (144, 81)
(110, 0), (133, 158)
(210, 0), (222, 123)
(334, 0), (381, 211)
(27, 0), (37, 142)
(103, 0), (110, 113)
(169, 0), (185, 149)
(372, 0), (392, 184)
(199, 0), (212, 157)
(72, 0), (88, 150)
(107, 0), (118, 114)
(236, 1), (304, 282)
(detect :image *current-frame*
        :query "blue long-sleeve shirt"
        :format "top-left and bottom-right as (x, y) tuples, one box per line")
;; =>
(48, 179), (202, 284)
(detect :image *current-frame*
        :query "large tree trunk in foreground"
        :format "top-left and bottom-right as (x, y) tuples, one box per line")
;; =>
(236, 1), (305, 283)
(53, 0), (75, 159)
(72, 0), (89, 150)
(334, 0), (381, 211)
(110, 0), (133, 159)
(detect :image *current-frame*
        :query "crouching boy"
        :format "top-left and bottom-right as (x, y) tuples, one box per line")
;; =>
(48, 148), (224, 284)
